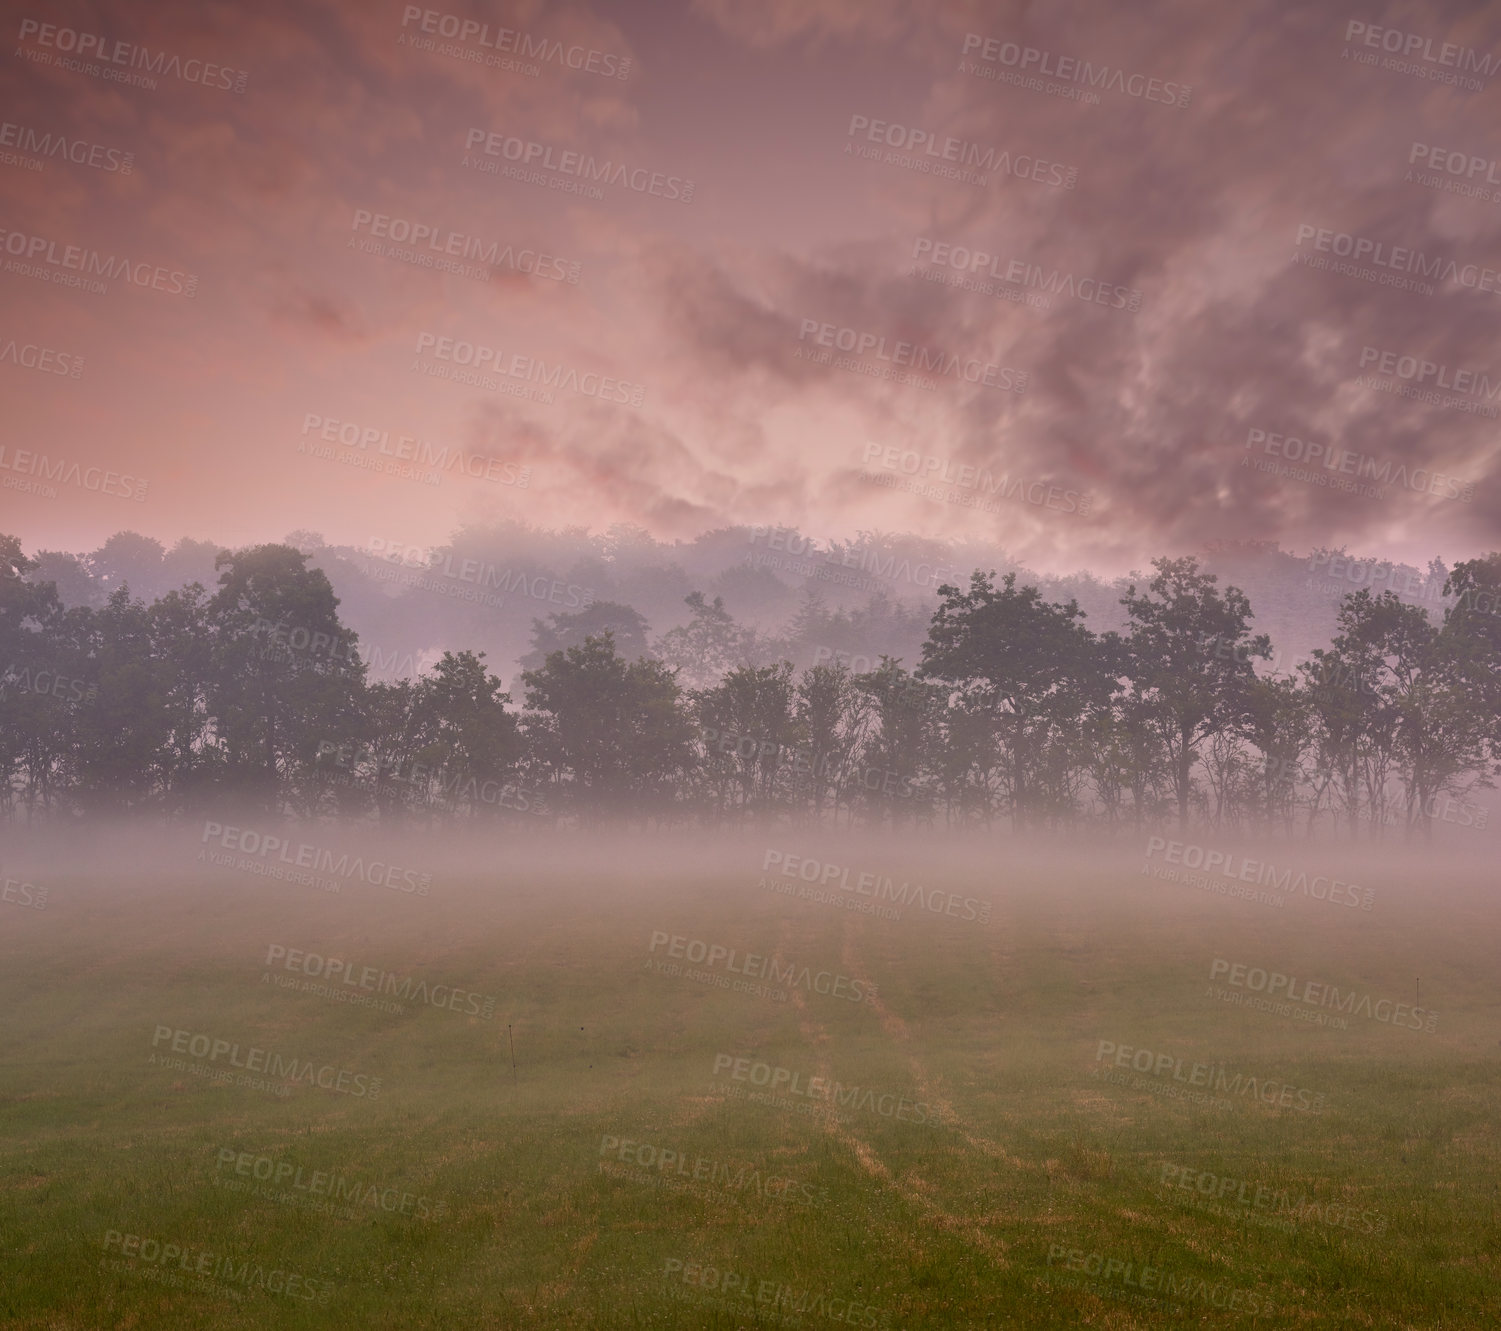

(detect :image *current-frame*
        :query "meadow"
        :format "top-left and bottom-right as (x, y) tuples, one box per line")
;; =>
(0, 829), (1496, 1328)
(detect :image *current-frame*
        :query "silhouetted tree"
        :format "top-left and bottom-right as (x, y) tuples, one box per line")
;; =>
(1120, 557), (1270, 830)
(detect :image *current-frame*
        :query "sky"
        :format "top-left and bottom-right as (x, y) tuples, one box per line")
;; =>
(3, 0), (1501, 578)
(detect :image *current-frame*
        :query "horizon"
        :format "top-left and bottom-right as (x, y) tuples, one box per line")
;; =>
(6, 518), (1481, 587)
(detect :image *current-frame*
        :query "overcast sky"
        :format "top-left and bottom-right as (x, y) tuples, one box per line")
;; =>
(3, 0), (1500, 576)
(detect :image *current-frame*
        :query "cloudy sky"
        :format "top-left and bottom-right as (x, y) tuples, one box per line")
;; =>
(3, 0), (1501, 575)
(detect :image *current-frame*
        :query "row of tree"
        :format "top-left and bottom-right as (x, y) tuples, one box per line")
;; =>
(3, 533), (1497, 836)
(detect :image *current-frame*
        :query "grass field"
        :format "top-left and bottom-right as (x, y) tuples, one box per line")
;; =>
(1, 830), (1497, 1328)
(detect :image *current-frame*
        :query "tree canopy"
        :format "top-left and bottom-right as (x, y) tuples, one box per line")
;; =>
(3, 535), (1495, 837)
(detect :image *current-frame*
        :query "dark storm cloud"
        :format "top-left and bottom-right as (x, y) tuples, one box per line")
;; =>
(1, 0), (1497, 571)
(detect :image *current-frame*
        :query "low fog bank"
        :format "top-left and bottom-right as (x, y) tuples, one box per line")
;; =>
(6, 814), (1492, 901)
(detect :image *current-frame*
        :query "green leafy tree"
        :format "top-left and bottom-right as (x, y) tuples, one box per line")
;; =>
(0, 536), (72, 816)
(852, 658), (941, 827)
(656, 592), (758, 689)
(694, 661), (798, 824)
(1328, 590), (1494, 838)
(415, 650), (522, 819)
(142, 583), (221, 813)
(1120, 557), (1270, 829)
(318, 677), (406, 819)
(1243, 676), (1312, 835)
(522, 633), (696, 821)
(87, 531), (168, 602)
(519, 601), (651, 675)
(206, 544), (366, 810)
(793, 661), (861, 824)
(919, 572), (1106, 830)
(65, 588), (173, 813)
(1443, 552), (1501, 756)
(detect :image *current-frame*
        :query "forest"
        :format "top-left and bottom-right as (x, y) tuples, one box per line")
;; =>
(3, 531), (1498, 836)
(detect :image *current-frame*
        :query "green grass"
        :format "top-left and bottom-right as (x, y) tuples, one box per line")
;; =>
(1, 843), (1496, 1328)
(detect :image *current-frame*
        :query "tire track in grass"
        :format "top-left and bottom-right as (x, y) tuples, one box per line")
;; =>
(836, 913), (1039, 1175)
(774, 916), (1017, 1266)
(702, 912), (1016, 1259)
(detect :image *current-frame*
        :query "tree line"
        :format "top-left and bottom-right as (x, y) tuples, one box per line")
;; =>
(3, 532), (1497, 836)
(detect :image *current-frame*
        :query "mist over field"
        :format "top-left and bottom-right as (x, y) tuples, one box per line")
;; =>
(5, 821), (1498, 1327)
(5, 0), (1501, 1325)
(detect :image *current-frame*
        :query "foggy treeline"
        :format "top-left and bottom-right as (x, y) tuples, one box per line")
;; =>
(21, 522), (1467, 688)
(3, 528), (1498, 837)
